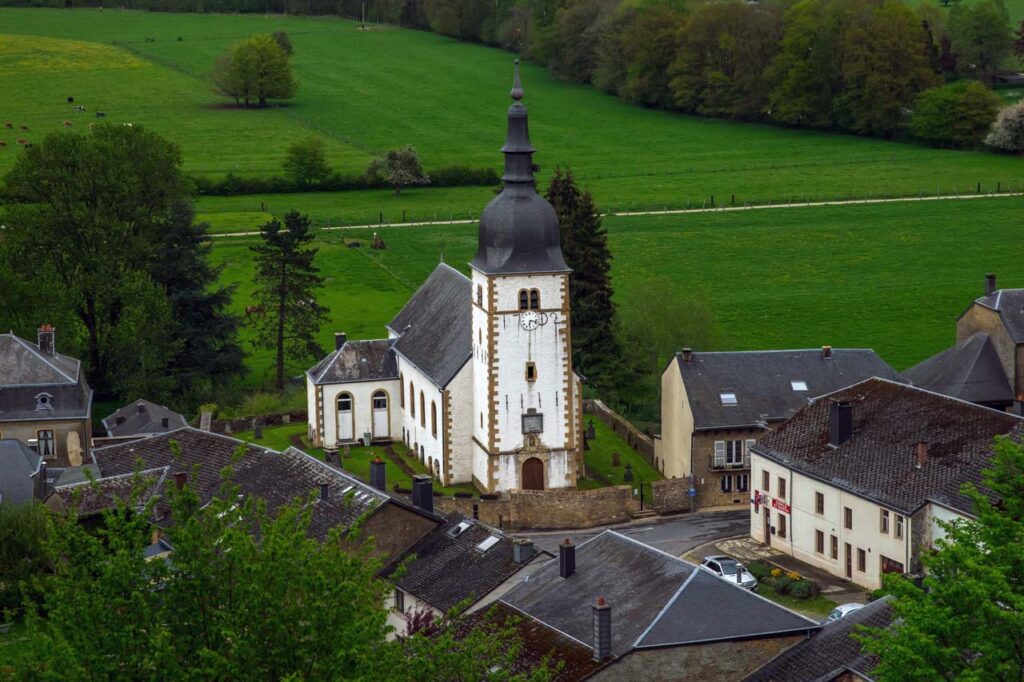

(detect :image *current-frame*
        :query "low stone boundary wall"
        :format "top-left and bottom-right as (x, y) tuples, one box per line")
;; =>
(434, 485), (637, 531)
(651, 478), (692, 514)
(584, 399), (654, 463)
(200, 411), (308, 436)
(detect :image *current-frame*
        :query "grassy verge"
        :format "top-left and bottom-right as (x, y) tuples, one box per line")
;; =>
(754, 584), (837, 618)
(580, 417), (661, 490)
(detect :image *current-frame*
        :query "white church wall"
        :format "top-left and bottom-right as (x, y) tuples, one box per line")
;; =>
(306, 375), (320, 446)
(471, 270), (492, 456)
(397, 356), (447, 481)
(446, 361), (474, 484)
(318, 379), (400, 449)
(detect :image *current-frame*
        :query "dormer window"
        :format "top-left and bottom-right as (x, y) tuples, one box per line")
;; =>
(34, 392), (54, 411)
(720, 393), (737, 405)
(791, 381), (808, 392)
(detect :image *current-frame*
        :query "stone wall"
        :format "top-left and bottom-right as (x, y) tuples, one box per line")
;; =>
(434, 485), (637, 531)
(201, 410), (308, 436)
(651, 478), (692, 514)
(584, 399), (654, 462)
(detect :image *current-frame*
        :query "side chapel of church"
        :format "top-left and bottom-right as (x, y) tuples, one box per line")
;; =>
(306, 63), (584, 493)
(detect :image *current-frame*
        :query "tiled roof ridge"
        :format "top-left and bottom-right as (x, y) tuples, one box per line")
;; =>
(54, 465), (171, 490)
(90, 426), (277, 455)
(679, 348), (881, 357)
(821, 376), (1023, 421)
(2, 332), (79, 384)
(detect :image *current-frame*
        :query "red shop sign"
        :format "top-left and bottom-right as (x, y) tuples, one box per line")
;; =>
(771, 498), (791, 514)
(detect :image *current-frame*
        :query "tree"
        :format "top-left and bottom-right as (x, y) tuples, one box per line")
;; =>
(536, 0), (616, 84)
(282, 136), (332, 187)
(150, 199), (246, 397)
(910, 80), (1002, 147)
(1015, 19), (1024, 59)
(1, 124), (189, 399)
(986, 101), (1024, 151)
(211, 33), (297, 107)
(9, 461), (550, 680)
(365, 146), (430, 196)
(251, 211), (327, 391)
(614, 3), (685, 108)
(857, 436), (1024, 680)
(949, 0), (1012, 83)
(0, 502), (49, 619)
(544, 168), (620, 391)
(836, 0), (940, 136)
(271, 30), (293, 56)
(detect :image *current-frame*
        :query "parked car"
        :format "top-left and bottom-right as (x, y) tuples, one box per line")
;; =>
(825, 603), (865, 623)
(700, 555), (757, 591)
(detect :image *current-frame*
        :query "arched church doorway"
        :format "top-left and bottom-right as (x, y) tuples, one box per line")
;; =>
(522, 457), (544, 490)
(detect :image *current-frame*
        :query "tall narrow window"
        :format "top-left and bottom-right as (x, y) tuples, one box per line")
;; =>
(409, 382), (415, 417)
(895, 514), (905, 540)
(431, 402), (437, 438)
(762, 470), (770, 492)
(420, 392), (425, 428)
(720, 475), (733, 493)
(476, 285), (483, 306)
(394, 588), (405, 613)
(815, 530), (825, 554)
(36, 430), (55, 459)
(815, 492), (825, 515)
(736, 474), (749, 492)
(778, 477), (787, 499)
(844, 507), (853, 530)
(880, 509), (890, 534)
(830, 535), (839, 560)
(399, 373), (405, 407)
(525, 362), (537, 382)
(519, 290), (529, 310)
(529, 289), (540, 309)
(778, 514), (787, 539)
(857, 548), (866, 572)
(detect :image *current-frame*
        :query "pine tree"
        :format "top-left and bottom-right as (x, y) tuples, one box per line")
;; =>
(544, 168), (619, 389)
(151, 199), (246, 397)
(251, 211), (327, 391)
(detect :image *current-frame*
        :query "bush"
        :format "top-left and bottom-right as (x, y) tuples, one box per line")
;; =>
(746, 560), (774, 581)
(789, 579), (818, 600)
(430, 165), (501, 187)
(217, 386), (306, 419)
(986, 102), (1024, 152)
(911, 81), (1002, 148)
(771, 575), (794, 595)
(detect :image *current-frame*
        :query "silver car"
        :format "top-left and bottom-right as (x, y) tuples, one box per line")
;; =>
(700, 555), (758, 591)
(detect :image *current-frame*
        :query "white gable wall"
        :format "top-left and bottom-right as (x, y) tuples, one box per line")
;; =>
(397, 356), (447, 481)
(318, 379), (400, 450)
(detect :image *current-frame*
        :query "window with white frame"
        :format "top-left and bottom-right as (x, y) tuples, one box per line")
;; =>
(37, 430), (55, 459)
(736, 474), (749, 492)
(720, 475), (733, 493)
(394, 587), (405, 612)
(715, 440), (746, 468)
(720, 393), (737, 405)
(895, 514), (905, 540)
(880, 509), (890, 534)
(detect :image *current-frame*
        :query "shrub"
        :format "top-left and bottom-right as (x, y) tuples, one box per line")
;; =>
(217, 386), (306, 419)
(771, 576), (794, 595)
(986, 102), (1024, 152)
(911, 81), (1002, 148)
(786, 570), (801, 581)
(789, 580), (815, 600)
(746, 560), (774, 581)
(770, 567), (783, 578)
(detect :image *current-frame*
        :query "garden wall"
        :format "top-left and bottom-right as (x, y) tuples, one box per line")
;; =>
(651, 478), (693, 515)
(434, 485), (637, 531)
(584, 399), (655, 462)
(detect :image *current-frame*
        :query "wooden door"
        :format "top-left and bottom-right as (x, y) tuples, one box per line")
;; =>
(845, 543), (853, 579)
(763, 509), (771, 548)
(522, 457), (544, 490)
(337, 393), (354, 442)
(372, 391), (389, 439)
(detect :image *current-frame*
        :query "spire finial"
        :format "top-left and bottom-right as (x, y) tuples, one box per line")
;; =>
(511, 59), (524, 102)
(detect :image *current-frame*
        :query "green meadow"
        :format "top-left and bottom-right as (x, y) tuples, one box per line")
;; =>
(210, 196), (1024, 390)
(2, 7), (1023, 220)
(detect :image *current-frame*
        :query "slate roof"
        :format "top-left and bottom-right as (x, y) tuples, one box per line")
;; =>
(381, 514), (540, 613)
(676, 349), (902, 430)
(904, 332), (1013, 406)
(387, 264), (471, 387)
(48, 466), (168, 517)
(501, 531), (818, 658)
(102, 399), (189, 437)
(744, 596), (895, 682)
(91, 428), (393, 539)
(0, 333), (80, 386)
(457, 602), (606, 681)
(307, 339), (398, 385)
(0, 333), (92, 422)
(0, 438), (42, 504)
(967, 288), (1024, 343)
(753, 378), (1022, 515)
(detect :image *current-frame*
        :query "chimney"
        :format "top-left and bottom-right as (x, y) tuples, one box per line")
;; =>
(411, 474), (434, 514)
(369, 456), (386, 491)
(161, 417), (169, 429)
(916, 441), (928, 468)
(513, 538), (535, 564)
(115, 415), (126, 425)
(986, 273), (997, 297)
(174, 472), (188, 489)
(828, 400), (853, 447)
(319, 482), (329, 501)
(681, 348), (693, 363)
(37, 324), (55, 356)
(335, 332), (347, 350)
(559, 539), (576, 579)
(592, 597), (611, 662)
(822, 345), (832, 359)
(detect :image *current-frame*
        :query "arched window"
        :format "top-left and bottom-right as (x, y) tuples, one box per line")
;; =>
(529, 289), (540, 309)
(420, 392), (426, 428)
(337, 394), (352, 411)
(409, 382), (415, 417)
(519, 290), (529, 310)
(431, 401), (437, 438)
(373, 391), (387, 410)
(399, 373), (405, 407)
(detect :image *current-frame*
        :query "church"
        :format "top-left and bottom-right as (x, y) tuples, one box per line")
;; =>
(306, 63), (584, 493)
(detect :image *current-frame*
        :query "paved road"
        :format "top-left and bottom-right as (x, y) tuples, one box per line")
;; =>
(521, 509), (749, 558)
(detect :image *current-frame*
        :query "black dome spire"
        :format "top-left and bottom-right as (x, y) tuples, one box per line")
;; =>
(470, 61), (569, 276)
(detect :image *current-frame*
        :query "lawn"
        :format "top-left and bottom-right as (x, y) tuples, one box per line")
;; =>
(754, 584), (838, 618)
(579, 418), (661, 490)
(2, 7), (1023, 219)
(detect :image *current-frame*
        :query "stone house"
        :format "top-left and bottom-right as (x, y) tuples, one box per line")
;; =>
(656, 347), (901, 509)
(905, 273), (1024, 410)
(750, 377), (1021, 590)
(0, 326), (92, 468)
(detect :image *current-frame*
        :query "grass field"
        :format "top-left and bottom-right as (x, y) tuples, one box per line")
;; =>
(2, 7), (1023, 218)
(210, 196), (1024, 391)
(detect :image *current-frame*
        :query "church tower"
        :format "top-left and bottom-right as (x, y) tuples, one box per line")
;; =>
(470, 62), (581, 492)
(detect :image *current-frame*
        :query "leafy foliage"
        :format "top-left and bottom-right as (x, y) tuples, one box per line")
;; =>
(365, 146), (431, 196)
(857, 436), (1024, 680)
(986, 101), (1024, 151)
(250, 210), (327, 390)
(0, 502), (49, 619)
(282, 135), (332, 187)
(211, 33), (297, 107)
(910, 80), (1003, 147)
(949, 0), (1012, 83)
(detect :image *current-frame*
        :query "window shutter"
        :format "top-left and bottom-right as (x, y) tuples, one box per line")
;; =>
(745, 439), (756, 467)
(714, 441), (726, 468)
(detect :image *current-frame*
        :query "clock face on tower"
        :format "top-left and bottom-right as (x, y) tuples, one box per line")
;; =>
(520, 311), (540, 331)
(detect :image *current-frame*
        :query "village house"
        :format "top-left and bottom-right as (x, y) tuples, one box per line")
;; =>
(656, 347), (901, 509)
(749, 377), (1021, 590)
(499, 530), (820, 681)
(0, 326), (92, 468)
(101, 399), (189, 439)
(379, 512), (552, 637)
(905, 273), (1024, 411)
(306, 64), (583, 493)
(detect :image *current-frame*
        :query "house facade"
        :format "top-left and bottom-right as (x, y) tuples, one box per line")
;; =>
(306, 65), (583, 493)
(750, 377), (1021, 590)
(657, 347), (901, 509)
(0, 326), (92, 468)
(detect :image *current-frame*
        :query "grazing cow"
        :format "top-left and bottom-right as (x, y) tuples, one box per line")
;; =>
(67, 96), (74, 103)
(63, 120), (72, 126)
(16, 139), (27, 145)
(96, 111), (106, 118)
(74, 105), (86, 113)
(19, 125), (28, 131)
(0, 141), (6, 147)
(123, 122), (133, 127)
